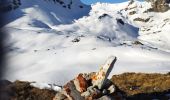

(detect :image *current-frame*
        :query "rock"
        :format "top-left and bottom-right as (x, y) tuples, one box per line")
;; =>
(54, 57), (117, 99)
(0, 80), (57, 100)
(133, 18), (150, 22)
(63, 80), (85, 100)
(85, 89), (102, 100)
(108, 85), (115, 94)
(102, 89), (109, 95)
(116, 19), (125, 25)
(97, 95), (113, 100)
(72, 38), (80, 42)
(98, 14), (112, 19)
(53, 92), (67, 100)
(146, 0), (170, 12)
(101, 79), (114, 89)
(129, 11), (136, 15)
(92, 56), (117, 89)
(74, 74), (88, 93)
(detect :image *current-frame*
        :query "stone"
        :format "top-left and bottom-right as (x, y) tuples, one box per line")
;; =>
(74, 74), (88, 93)
(147, 0), (170, 12)
(133, 18), (150, 22)
(97, 95), (113, 100)
(53, 92), (67, 100)
(98, 14), (112, 19)
(92, 56), (117, 89)
(102, 89), (109, 95)
(62, 81), (85, 100)
(108, 85), (115, 94)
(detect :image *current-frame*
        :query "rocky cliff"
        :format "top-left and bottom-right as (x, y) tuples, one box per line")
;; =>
(146, 0), (170, 12)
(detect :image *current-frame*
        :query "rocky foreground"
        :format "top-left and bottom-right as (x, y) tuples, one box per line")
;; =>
(1, 57), (170, 100)
(0, 73), (170, 100)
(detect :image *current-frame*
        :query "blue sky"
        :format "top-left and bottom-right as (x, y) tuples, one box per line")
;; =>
(81, 0), (129, 5)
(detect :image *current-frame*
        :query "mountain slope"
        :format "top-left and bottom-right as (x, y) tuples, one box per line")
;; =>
(4, 0), (91, 28)
(3, 0), (170, 84)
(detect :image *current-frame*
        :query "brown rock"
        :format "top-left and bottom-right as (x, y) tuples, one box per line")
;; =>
(0, 80), (56, 100)
(74, 74), (88, 93)
(147, 0), (170, 12)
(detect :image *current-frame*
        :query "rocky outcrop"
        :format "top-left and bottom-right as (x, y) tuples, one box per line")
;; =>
(134, 17), (150, 22)
(0, 0), (21, 12)
(0, 80), (57, 100)
(1, 72), (170, 100)
(147, 0), (170, 12)
(53, 56), (117, 100)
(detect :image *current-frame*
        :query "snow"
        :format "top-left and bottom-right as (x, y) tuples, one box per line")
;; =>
(30, 82), (62, 91)
(3, 0), (170, 85)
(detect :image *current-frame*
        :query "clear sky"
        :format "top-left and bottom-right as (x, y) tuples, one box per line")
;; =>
(80, 0), (142, 5)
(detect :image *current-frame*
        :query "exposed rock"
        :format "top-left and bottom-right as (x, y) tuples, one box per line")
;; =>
(53, 92), (67, 100)
(134, 18), (150, 22)
(0, 80), (57, 100)
(62, 80), (84, 100)
(98, 14), (112, 19)
(129, 11), (136, 15)
(72, 38), (80, 43)
(116, 19), (125, 25)
(97, 95), (113, 100)
(132, 41), (144, 45)
(53, 56), (117, 100)
(74, 74), (88, 93)
(146, 0), (170, 12)
(91, 56), (117, 89)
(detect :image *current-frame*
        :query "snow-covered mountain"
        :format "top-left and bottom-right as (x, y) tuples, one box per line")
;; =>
(3, 0), (170, 84)
(4, 0), (91, 27)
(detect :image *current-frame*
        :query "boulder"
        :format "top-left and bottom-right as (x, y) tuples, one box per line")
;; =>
(92, 56), (117, 89)
(74, 74), (88, 93)
(62, 80), (84, 100)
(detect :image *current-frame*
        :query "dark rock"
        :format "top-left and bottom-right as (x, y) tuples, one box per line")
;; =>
(134, 18), (150, 22)
(72, 38), (80, 43)
(98, 14), (112, 19)
(116, 19), (125, 25)
(132, 41), (144, 45)
(129, 11), (136, 15)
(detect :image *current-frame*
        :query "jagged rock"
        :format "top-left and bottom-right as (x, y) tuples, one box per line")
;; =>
(62, 80), (85, 100)
(91, 56), (117, 89)
(74, 74), (88, 93)
(98, 14), (112, 19)
(54, 56), (117, 100)
(116, 19), (125, 25)
(133, 18), (150, 22)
